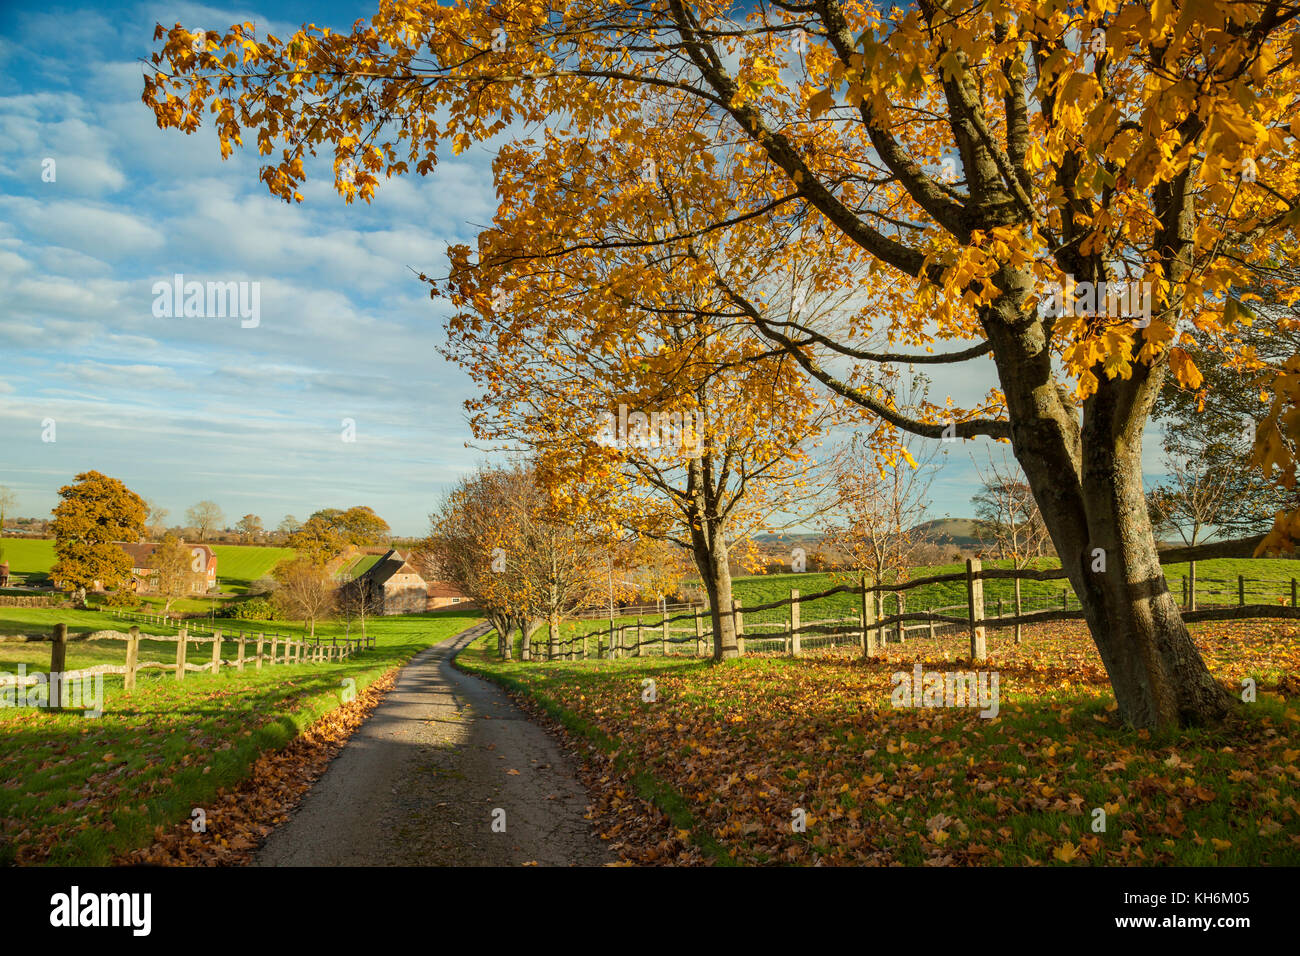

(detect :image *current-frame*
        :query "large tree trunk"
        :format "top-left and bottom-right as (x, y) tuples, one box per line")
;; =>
(985, 287), (1228, 729)
(489, 612), (512, 659)
(689, 524), (738, 660)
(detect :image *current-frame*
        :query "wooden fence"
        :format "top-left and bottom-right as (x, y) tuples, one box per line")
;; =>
(0, 594), (61, 608)
(0, 620), (363, 703)
(524, 557), (1300, 664)
(107, 608), (376, 650)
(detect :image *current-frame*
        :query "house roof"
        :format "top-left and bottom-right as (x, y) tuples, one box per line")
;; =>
(116, 541), (215, 570)
(362, 549), (425, 586)
(426, 580), (467, 599)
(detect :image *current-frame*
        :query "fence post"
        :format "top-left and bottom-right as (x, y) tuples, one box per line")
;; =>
(928, 613), (936, 641)
(861, 576), (876, 657)
(1181, 576), (1188, 609)
(49, 623), (67, 711)
(1061, 588), (1068, 611)
(694, 607), (705, 657)
(661, 614), (669, 657)
(731, 600), (746, 656)
(237, 635), (247, 671)
(1189, 560), (1198, 611)
(1292, 578), (1297, 608)
(1238, 574), (1246, 606)
(256, 633), (264, 670)
(634, 616), (643, 657)
(211, 630), (222, 675)
(124, 625), (140, 693)
(966, 558), (987, 662)
(788, 590), (800, 656)
(270, 635), (279, 665)
(175, 627), (188, 681)
(1014, 577), (1023, 645)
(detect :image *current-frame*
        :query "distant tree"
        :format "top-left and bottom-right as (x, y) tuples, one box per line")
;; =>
(277, 515), (302, 537)
(971, 452), (1052, 643)
(51, 471), (147, 605)
(0, 485), (15, 564)
(1147, 456), (1235, 549)
(306, 506), (391, 547)
(338, 506), (391, 546)
(821, 378), (942, 615)
(186, 501), (224, 542)
(144, 499), (169, 539)
(151, 534), (197, 616)
(1153, 292), (1300, 539)
(271, 557), (335, 638)
(971, 455), (1052, 566)
(337, 571), (379, 643)
(235, 513), (264, 543)
(288, 516), (347, 564)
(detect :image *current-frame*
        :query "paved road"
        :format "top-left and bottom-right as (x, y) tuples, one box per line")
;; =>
(254, 623), (614, 866)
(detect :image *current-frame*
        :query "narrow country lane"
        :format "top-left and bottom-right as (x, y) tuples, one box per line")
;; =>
(253, 623), (614, 866)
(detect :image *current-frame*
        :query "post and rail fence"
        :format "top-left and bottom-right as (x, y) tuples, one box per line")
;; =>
(0, 616), (367, 707)
(521, 555), (1300, 665)
(104, 608), (376, 650)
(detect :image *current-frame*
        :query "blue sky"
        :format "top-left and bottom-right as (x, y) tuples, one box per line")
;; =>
(0, 0), (502, 536)
(0, 2), (1170, 538)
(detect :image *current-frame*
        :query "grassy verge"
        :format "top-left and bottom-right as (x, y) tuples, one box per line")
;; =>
(0, 608), (480, 865)
(457, 621), (1300, 866)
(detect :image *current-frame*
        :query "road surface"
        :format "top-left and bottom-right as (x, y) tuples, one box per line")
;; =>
(254, 622), (614, 866)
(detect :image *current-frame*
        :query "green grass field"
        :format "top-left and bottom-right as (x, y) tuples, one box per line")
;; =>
(210, 545), (295, 592)
(0, 605), (480, 865)
(0, 538), (55, 581)
(0, 538), (295, 593)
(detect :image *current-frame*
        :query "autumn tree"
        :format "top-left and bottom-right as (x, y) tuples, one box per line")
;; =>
(142, 2), (1300, 725)
(235, 513), (264, 542)
(288, 515), (347, 564)
(272, 557), (335, 638)
(302, 506), (391, 549)
(51, 471), (147, 605)
(186, 500), (224, 542)
(437, 137), (837, 659)
(150, 533), (198, 615)
(424, 465), (535, 659)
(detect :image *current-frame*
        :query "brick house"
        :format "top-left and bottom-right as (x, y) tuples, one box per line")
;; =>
(344, 548), (471, 615)
(115, 541), (218, 594)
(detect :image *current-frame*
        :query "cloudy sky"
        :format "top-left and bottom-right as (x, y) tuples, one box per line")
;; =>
(0, 1), (1169, 537)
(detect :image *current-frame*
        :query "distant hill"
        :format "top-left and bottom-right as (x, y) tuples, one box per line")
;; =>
(910, 518), (984, 548)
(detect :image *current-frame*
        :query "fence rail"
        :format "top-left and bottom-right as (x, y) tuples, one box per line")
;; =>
(0, 619), (364, 706)
(106, 609), (376, 650)
(516, 558), (1300, 664)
